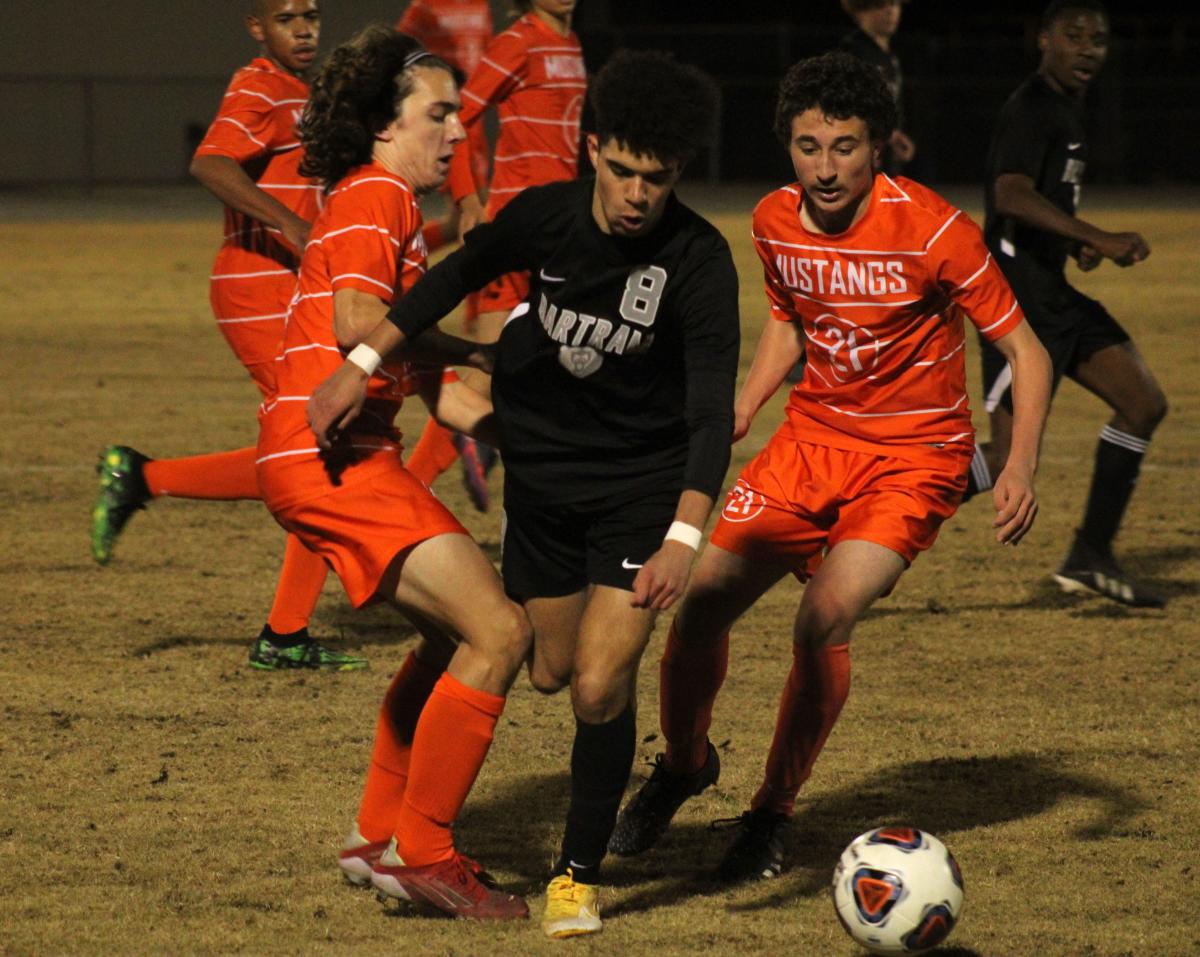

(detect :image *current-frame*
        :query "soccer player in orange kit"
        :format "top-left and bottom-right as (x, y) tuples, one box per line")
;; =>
(90, 0), (365, 669)
(260, 26), (532, 920)
(608, 51), (1053, 882)
(403, 0), (585, 509)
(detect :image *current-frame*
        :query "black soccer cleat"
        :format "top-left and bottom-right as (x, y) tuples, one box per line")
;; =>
(1053, 533), (1166, 609)
(608, 740), (720, 856)
(713, 807), (792, 883)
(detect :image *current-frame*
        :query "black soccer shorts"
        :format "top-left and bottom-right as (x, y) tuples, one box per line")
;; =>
(500, 489), (680, 602)
(980, 252), (1130, 414)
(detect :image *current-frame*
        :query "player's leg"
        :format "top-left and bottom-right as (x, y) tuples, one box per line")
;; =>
(1057, 336), (1167, 606)
(339, 611), (456, 884)
(539, 588), (656, 938)
(715, 540), (905, 883)
(608, 542), (791, 858)
(373, 532), (532, 918)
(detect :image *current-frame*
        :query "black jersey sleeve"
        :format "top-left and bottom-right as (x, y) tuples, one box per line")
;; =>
(672, 233), (740, 500)
(386, 186), (547, 339)
(990, 93), (1054, 182)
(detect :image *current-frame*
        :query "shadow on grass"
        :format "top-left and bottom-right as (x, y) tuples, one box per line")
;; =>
(455, 752), (1145, 923)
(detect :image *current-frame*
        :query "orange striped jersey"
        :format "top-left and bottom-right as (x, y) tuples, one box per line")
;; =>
(194, 57), (322, 265)
(258, 164), (447, 506)
(754, 174), (1023, 459)
(446, 11), (585, 213)
(396, 0), (493, 77)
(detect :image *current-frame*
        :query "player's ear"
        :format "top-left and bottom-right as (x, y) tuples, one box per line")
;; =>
(245, 15), (266, 44)
(1037, 28), (1050, 56)
(586, 133), (601, 170)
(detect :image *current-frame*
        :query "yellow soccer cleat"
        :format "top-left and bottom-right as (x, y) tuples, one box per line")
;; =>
(541, 869), (602, 939)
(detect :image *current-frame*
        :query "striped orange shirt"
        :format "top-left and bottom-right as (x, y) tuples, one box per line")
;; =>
(445, 12), (585, 212)
(753, 174), (1023, 459)
(396, 0), (493, 77)
(194, 56), (323, 265)
(257, 164), (444, 507)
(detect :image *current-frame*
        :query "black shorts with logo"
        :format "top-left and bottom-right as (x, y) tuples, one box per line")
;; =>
(979, 251), (1130, 414)
(500, 489), (680, 602)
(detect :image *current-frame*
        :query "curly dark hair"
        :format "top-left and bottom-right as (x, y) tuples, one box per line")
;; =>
(298, 26), (455, 188)
(589, 49), (719, 167)
(773, 51), (896, 146)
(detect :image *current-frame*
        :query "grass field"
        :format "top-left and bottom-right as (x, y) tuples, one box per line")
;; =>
(1, 184), (1197, 956)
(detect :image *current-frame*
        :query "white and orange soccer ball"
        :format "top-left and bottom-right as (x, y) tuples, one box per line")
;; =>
(831, 826), (964, 956)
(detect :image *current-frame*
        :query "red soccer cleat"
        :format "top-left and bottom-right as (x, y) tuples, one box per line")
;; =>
(374, 852), (529, 920)
(337, 827), (390, 888)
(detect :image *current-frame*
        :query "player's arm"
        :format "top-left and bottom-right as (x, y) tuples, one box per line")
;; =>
(632, 243), (740, 612)
(190, 154), (311, 252)
(987, 319), (1051, 546)
(308, 195), (535, 444)
(733, 313), (806, 442)
(416, 374), (500, 448)
(993, 173), (1148, 268)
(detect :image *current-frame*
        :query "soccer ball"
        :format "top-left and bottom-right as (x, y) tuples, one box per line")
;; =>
(831, 826), (964, 955)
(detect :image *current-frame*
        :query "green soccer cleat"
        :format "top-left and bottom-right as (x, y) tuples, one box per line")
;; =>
(248, 627), (368, 671)
(91, 445), (152, 565)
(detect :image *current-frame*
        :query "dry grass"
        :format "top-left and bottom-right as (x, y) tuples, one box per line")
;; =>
(1, 186), (1197, 957)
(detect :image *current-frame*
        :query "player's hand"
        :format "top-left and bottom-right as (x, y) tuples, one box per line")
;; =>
(890, 129), (916, 163)
(457, 194), (487, 240)
(279, 213), (311, 255)
(1073, 243), (1102, 272)
(630, 541), (696, 611)
(991, 465), (1038, 546)
(308, 362), (370, 449)
(1093, 230), (1150, 267)
(732, 408), (754, 443)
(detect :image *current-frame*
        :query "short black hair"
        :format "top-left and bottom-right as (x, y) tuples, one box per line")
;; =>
(773, 51), (896, 146)
(589, 49), (720, 168)
(1041, 0), (1108, 31)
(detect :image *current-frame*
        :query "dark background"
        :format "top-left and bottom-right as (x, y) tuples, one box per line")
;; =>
(571, 1), (1200, 185)
(0, 1), (1196, 187)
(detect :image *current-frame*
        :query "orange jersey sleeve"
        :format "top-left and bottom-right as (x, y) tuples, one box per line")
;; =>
(753, 175), (1022, 458)
(446, 13), (584, 207)
(258, 165), (438, 508)
(194, 57), (322, 261)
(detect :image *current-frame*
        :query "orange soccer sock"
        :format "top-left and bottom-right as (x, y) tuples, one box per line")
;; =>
(405, 419), (459, 486)
(661, 621), (730, 774)
(356, 651), (447, 842)
(751, 642), (851, 817)
(142, 447), (260, 500)
(394, 672), (504, 866)
(265, 534), (329, 635)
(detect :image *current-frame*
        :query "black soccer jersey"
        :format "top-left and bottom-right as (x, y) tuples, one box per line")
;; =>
(387, 177), (740, 506)
(984, 73), (1088, 273)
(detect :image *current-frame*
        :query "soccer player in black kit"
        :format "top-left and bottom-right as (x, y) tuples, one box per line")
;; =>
(307, 50), (739, 937)
(966, 0), (1168, 607)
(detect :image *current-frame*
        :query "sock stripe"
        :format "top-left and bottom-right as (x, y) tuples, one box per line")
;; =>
(969, 446), (993, 492)
(1099, 425), (1150, 454)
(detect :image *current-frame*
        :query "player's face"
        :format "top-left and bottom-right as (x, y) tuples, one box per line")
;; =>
(376, 66), (465, 195)
(857, 1), (902, 41)
(246, 0), (320, 77)
(587, 135), (682, 239)
(1038, 9), (1109, 98)
(788, 109), (880, 234)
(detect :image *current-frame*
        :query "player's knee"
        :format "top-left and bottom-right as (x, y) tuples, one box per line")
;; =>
(477, 602), (533, 679)
(570, 670), (626, 724)
(1138, 389), (1168, 434)
(794, 597), (855, 647)
(527, 655), (569, 696)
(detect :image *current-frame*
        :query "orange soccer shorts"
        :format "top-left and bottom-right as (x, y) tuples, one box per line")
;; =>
(709, 429), (969, 579)
(267, 462), (467, 608)
(466, 269), (529, 324)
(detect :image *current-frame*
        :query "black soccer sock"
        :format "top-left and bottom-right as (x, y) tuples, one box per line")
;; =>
(555, 705), (637, 885)
(260, 624), (310, 648)
(1079, 425), (1149, 553)
(961, 445), (993, 502)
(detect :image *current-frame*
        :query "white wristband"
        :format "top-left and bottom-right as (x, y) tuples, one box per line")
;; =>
(346, 343), (382, 377)
(664, 521), (702, 551)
